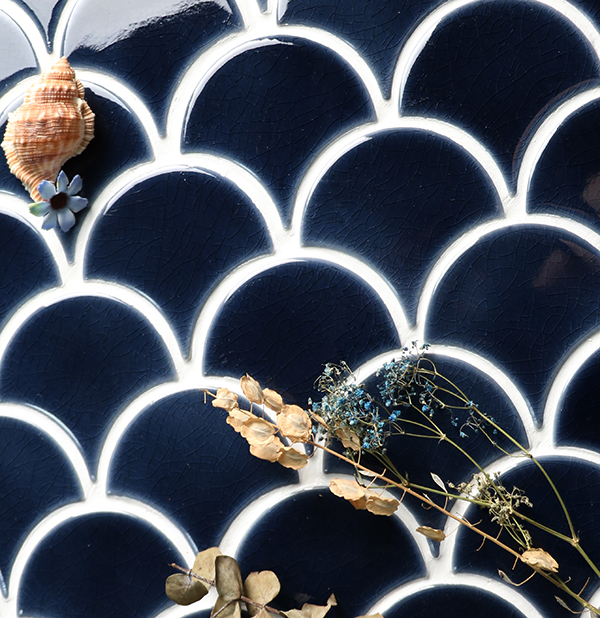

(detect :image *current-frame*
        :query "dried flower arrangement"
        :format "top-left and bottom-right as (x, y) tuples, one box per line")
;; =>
(167, 344), (600, 616)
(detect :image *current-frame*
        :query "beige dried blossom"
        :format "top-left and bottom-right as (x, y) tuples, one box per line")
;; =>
(226, 409), (253, 433)
(329, 478), (399, 516)
(521, 548), (559, 573)
(250, 437), (284, 462)
(277, 445), (309, 470)
(240, 417), (277, 446)
(212, 387), (239, 411)
(263, 388), (284, 412)
(334, 426), (360, 451)
(241, 374), (264, 404)
(277, 405), (312, 442)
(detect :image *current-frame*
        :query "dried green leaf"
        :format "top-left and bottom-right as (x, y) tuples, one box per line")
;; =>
(241, 374), (264, 404)
(215, 555), (243, 602)
(165, 573), (209, 605)
(213, 596), (242, 618)
(416, 526), (446, 542)
(193, 547), (223, 582)
(244, 570), (281, 615)
(521, 548), (559, 573)
(277, 405), (312, 442)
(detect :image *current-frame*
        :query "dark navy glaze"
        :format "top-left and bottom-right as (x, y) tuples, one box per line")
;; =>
(556, 348), (600, 449)
(385, 587), (529, 618)
(110, 390), (296, 548)
(238, 490), (425, 618)
(454, 458), (600, 616)
(0, 417), (82, 578)
(428, 228), (600, 423)
(19, 514), (177, 618)
(530, 99), (600, 230)
(0, 212), (58, 327)
(0, 297), (175, 474)
(63, 0), (242, 135)
(279, 0), (442, 98)
(184, 37), (375, 227)
(204, 261), (400, 404)
(303, 129), (501, 323)
(403, 1), (599, 190)
(86, 171), (272, 355)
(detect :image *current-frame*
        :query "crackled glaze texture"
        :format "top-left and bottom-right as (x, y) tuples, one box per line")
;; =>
(2, 1), (600, 617)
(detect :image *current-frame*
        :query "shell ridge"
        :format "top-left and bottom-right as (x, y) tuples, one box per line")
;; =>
(1, 57), (95, 201)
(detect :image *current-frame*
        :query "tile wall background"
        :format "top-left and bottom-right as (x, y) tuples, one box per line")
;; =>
(1, 0), (600, 616)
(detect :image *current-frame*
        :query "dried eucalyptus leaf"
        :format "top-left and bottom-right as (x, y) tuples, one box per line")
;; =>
(215, 555), (243, 601)
(213, 596), (242, 618)
(356, 614), (384, 618)
(365, 492), (399, 516)
(253, 609), (272, 618)
(193, 547), (223, 582)
(244, 570), (281, 615)
(285, 594), (336, 618)
(165, 573), (209, 605)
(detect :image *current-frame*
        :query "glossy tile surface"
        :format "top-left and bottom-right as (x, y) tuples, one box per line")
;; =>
(1, 0), (600, 617)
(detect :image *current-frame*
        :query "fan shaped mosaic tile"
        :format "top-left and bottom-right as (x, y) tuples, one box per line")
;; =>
(1, 0), (600, 617)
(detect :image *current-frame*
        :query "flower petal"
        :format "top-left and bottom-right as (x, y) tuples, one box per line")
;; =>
(67, 196), (88, 213)
(57, 207), (76, 232)
(37, 181), (56, 200)
(42, 210), (58, 230)
(56, 170), (68, 193)
(29, 201), (51, 217)
(67, 174), (82, 195)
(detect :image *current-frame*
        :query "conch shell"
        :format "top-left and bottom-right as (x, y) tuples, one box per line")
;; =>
(2, 57), (94, 201)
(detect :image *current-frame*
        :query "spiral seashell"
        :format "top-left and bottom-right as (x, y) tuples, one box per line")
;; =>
(2, 57), (95, 201)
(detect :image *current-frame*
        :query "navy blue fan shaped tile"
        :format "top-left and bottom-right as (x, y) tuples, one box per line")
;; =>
(184, 37), (375, 227)
(402, 2), (598, 188)
(0, 417), (82, 578)
(63, 0), (242, 134)
(238, 490), (424, 618)
(110, 390), (296, 547)
(530, 99), (600, 230)
(0, 297), (174, 473)
(0, 211), (58, 326)
(303, 129), (500, 322)
(19, 0), (65, 48)
(428, 228), (600, 423)
(279, 0), (440, 98)
(454, 458), (600, 616)
(322, 354), (527, 536)
(0, 12), (37, 90)
(556, 348), (600, 449)
(57, 87), (152, 261)
(385, 587), (529, 618)
(86, 171), (272, 354)
(19, 513), (176, 618)
(204, 262), (399, 404)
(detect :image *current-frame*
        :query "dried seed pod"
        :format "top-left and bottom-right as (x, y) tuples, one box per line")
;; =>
(2, 57), (94, 201)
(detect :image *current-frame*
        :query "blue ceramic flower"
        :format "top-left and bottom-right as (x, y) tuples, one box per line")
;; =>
(29, 171), (88, 232)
